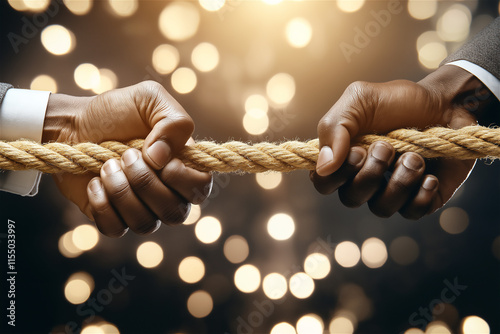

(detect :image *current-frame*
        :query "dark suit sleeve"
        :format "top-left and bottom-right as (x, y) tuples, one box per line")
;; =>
(442, 17), (500, 80)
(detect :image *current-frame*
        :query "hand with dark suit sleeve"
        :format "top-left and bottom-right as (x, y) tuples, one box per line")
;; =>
(311, 17), (499, 219)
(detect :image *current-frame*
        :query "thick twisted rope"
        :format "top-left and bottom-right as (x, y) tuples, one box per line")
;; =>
(0, 126), (499, 174)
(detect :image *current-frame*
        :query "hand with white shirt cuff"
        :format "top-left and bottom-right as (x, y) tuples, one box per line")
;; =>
(0, 81), (212, 237)
(311, 65), (499, 219)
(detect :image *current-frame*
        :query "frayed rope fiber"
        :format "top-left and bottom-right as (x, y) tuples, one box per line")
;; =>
(1, 126), (500, 174)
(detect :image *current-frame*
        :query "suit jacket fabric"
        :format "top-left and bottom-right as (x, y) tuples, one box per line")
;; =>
(443, 17), (500, 80)
(0, 83), (13, 106)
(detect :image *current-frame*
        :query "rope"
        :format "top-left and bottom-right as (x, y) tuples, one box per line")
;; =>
(1, 125), (499, 175)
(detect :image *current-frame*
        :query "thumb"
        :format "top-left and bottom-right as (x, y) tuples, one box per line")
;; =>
(137, 81), (195, 170)
(316, 82), (374, 176)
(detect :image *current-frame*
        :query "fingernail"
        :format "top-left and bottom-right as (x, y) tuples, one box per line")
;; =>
(422, 177), (438, 191)
(402, 155), (423, 171)
(347, 149), (364, 166)
(89, 179), (102, 193)
(317, 146), (334, 175)
(371, 142), (392, 161)
(103, 159), (121, 175)
(147, 140), (171, 169)
(122, 149), (139, 167)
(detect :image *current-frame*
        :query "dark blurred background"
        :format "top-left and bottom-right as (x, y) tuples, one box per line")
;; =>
(1, 0), (500, 333)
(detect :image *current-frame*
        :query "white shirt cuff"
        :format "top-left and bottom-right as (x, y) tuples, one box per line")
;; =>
(446, 60), (500, 101)
(0, 88), (50, 196)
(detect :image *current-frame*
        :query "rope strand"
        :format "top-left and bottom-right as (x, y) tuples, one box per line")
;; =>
(1, 126), (499, 174)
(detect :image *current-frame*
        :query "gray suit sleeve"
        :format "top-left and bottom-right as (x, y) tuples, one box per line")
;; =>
(0, 83), (13, 106)
(442, 17), (500, 80)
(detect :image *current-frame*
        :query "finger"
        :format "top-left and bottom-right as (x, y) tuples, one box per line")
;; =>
(158, 158), (213, 205)
(367, 153), (425, 218)
(316, 82), (374, 176)
(87, 177), (129, 238)
(399, 175), (439, 220)
(338, 141), (395, 208)
(136, 81), (194, 169)
(100, 158), (160, 235)
(121, 149), (192, 225)
(311, 146), (367, 195)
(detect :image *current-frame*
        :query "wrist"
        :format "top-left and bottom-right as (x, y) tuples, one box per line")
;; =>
(42, 94), (92, 143)
(418, 65), (490, 110)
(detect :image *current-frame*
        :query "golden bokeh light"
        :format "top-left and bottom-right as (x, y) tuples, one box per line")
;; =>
(262, 273), (287, 300)
(183, 204), (201, 225)
(74, 63), (101, 90)
(425, 321), (451, 334)
(136, 241), (164, 268)
(243, 113), (269, 135)
(289, 272), (314, 299)
(262, 0), (283, 4)
(304, 253), (331, 279)
(267, 213), (295, 241)
(439, 207), (469, 234)
(418, 42), (447, 70)
(81, 326), (104, 334)
(337, 0), (365, 13)
(335, 241), (360, 268)
(99, 323), (120, 334)
(58, 231), (83, 258)
(191, 42), (220, 72)
(223, 235), (249, 264)
(64, 272), (94, 305)
(271, 322), (296, 334)
(22, 0), (50, 12)
(195, 216), (222, 243)
(329, 316), (355, 334)
(8, 0), (29, 11)
(256, 172), (282, 190)
(31, 74), (58, 93)
(462, 316), (490, 334)
(266, 73), (296, 105)
(437, 4), (471, 42)
(234, 264), (261, 293)
(178, 256), (205, 284)
(416, 31), (441, 52)
(408, 0), (437, 20)
(285, 18), (313, 48)
(296, 314), (323, 334)
(152, 44), (180, 75)
(389, 236), (419, 265)
(245, 94), (269, 118)
(159, 2), (200, 42)
(41, 25), (75, 56)
(404, 329), (424, 334)
(187, 290), (213, 318)
(72, 224), (99, 251)
(92, 68), (118, 94)
(171, 67), (197, 94)
(63, 0), (93, 15)
(199, 0), (225, 12)
(361, 238), (387, 269)
(108, 0), (138, 17)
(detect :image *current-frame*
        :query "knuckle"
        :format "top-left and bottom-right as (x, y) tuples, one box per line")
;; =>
(129, 169), (157, 193)
(106, 181), (131, 203)
(317, 116), (335, 134)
